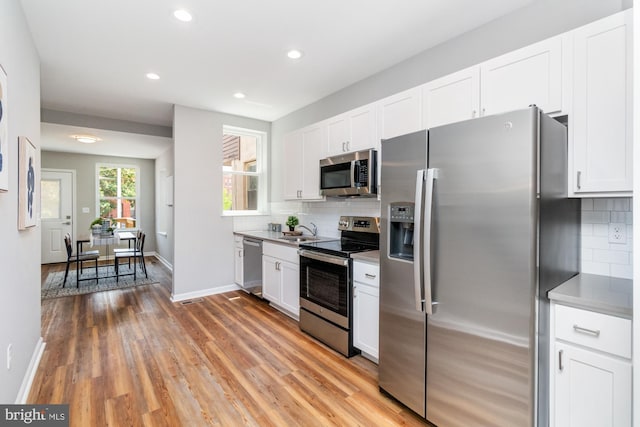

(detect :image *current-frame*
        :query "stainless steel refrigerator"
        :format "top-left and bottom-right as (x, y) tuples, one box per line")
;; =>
(379, 106), (580, 426)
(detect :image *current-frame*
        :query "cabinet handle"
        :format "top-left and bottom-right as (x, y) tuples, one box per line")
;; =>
(558, 349), (563, 371)
(573, 324), (600, 337)
(238, 250), (243, 257)
(365, 273), (376, 279)
(472, 110), (477, 118)
(342, 142), (346, 152)
(346, 141), (350, 151)
(481, 108), (486, 116)
(576, 171), (582, 190)
(276, 262), (281, 271)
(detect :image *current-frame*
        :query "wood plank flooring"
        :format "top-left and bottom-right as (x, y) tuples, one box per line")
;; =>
(31, 258), (427, 426)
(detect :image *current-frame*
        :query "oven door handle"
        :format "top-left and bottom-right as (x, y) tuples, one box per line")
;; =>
(298, 249), (349, 267)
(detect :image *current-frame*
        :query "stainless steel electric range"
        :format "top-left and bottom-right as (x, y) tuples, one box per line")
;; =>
(298, 216), (380, 357)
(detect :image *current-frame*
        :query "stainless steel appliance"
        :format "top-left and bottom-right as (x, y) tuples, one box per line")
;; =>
(298, 216), (379, 357)
(242, 237), (263, 297)
(379, 107), (580, 426)
(319, 149), (377, 197)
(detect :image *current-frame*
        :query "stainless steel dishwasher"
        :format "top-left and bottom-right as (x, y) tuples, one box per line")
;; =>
(242, 238), (263, 297)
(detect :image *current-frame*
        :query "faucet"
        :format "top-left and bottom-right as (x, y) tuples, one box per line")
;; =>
(297, 222), (317, 236)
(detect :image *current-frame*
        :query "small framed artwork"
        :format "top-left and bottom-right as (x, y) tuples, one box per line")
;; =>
(0, 64), (7, 192)
(18, 136), (36, 230)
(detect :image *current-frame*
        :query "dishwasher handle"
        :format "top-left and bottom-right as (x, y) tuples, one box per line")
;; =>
(243, 239), (262, 248)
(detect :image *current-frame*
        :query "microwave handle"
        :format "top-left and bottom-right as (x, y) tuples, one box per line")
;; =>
(351, 161), (357, 188)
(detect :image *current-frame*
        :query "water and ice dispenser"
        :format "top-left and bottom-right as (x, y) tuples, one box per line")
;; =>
(388, 203), (415, 261)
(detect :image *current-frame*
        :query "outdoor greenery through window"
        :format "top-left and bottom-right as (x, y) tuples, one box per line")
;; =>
(222, 126), (266, 214)
(98, 165), (138, 229)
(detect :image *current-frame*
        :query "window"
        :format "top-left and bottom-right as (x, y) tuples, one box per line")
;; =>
(222, 126), (267, 214)
(97, 164), (139, 229)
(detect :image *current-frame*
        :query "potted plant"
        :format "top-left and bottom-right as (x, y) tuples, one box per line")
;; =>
(90, 218), (103, 234)
(285, 215), (299, 231)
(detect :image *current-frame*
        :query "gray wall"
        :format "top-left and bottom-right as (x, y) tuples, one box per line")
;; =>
(271, 0), (631, 201)
(173, 105), (270, 299)
(0, 0), (42, 403)
(41, 151), (157, 253)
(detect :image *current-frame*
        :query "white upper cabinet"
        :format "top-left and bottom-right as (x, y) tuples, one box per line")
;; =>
(327, 103), (377, 155)
(283, 123), (327, 200)
(480, 36), (563, 116)
(422, 66), (480, 129)
(377, 87), (423, 140)
(568, 10), (632, 196)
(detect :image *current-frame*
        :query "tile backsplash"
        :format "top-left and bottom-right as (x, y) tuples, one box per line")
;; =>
(233, 197), (634, 280)
(581, 198), (633, 279)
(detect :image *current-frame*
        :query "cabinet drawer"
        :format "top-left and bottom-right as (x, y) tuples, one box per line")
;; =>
(263, 242), (299, 264)
(554, 304), (631, 358)
(353, 261), (379, 287)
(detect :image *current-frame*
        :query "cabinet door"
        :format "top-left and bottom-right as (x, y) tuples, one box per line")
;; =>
(326, 115), (349, 155)
(279, 260), (300, 317)
(480, 36), (562, 116)
(422, 66), (480, 128)
(554, 342), (631, 427)
(283, 131), (303, 200)
(234, 246), (243, 286)
(570, 10), (632, 195)
(377, 87), (423, 140)
(347, 104), (377, 152)
(353, 282), (379, 360)
(262, 255), (281, 303)
(300, 124), (326, 200)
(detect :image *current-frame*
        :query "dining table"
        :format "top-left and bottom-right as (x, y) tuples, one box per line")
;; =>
(77, 231), (137, 278)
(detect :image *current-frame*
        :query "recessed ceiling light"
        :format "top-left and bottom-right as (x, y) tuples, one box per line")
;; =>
(174, 9), (192, 22)
(287, 49), (303, 59)
(233, 92), (246, 99)
(71, 135), (100, 144)
(146, 72), (160, 80)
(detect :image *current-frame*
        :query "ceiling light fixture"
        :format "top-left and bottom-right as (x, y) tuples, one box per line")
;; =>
(146, 72), (160, 80)
(233, 92), (246, 99)
(71, 135), (100, 144)
(174, 9), (193, 22)
(287, 49), (303, 59)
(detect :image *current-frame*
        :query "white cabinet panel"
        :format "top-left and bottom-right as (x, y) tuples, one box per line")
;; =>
(234, 236), (243, 286)
(262, 242), (300, 319)
(327, 104), (377, 155)
(280, 261), (300, 317)
(480, 36), (563, 116)
(422, 66), (480, 128)
(569, 10), (632, 195)
(353, 261), (379, 361)
(554, 342), (631, 427)
(262, 255), (280, 303)
(377, 87), (422, 140)
(283, 124), (326, 200)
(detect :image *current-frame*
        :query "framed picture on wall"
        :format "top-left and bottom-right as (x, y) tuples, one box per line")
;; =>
(0, 64), (8, 192)
(18, 136), (36, 230)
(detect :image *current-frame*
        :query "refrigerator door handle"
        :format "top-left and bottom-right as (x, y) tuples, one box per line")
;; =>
(423, 168), (436, 315)
(413, 169), (426, 312)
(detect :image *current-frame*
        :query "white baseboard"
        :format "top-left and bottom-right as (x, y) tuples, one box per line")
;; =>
(15, 337), (46, 404)
(153, 253), (173, 272)
(171, 284), (240, 302)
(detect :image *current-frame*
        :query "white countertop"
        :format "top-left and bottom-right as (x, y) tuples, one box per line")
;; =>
(548, 273), (633, 318)
(234, 230), (337, 247)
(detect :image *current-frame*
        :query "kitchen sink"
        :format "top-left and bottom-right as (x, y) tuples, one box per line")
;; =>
(279, 235), (319, 243)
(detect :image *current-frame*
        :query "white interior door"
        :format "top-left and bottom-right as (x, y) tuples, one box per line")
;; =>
(41, 170), (74, 264)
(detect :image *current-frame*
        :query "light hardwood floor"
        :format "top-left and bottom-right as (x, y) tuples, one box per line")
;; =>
(31, 258), (427, 426)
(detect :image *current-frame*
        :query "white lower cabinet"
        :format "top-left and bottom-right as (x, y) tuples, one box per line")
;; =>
(262, 242), (300, 319)
(233, 235), (243, 286)
(550, 303), (632, 427)
(353, 260), (379, 362)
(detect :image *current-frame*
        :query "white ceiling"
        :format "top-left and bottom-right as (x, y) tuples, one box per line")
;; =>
(20, 0), (532, 158)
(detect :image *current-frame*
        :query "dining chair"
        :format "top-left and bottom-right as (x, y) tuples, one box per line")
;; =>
(114, 231), (147, 281)
(63, 233), (100, 288)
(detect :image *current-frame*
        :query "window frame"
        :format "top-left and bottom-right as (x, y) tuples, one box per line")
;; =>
(95, 163), (140, 230)
(222, 126), (268, 216)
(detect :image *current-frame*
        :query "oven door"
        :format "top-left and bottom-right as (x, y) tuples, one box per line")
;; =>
(299, 250), (350, 322)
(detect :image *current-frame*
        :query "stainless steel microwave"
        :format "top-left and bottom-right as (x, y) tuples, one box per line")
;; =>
(319, 149), (377, 197)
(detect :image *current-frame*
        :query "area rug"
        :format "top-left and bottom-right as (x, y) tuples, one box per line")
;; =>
(42, 265), (156, 299)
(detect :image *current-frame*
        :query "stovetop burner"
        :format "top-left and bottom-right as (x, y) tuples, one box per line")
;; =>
(299, 216), (379, 257)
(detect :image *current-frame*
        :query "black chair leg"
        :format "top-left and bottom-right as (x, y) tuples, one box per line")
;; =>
(95, 259), (99, 282)
(63, 261), (70, 288)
